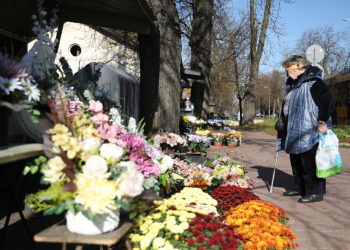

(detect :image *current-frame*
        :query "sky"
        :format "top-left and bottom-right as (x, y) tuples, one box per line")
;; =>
(233, 0), (350, 72)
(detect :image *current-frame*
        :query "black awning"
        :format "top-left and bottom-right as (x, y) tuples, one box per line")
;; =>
(0, 0), (156, 41)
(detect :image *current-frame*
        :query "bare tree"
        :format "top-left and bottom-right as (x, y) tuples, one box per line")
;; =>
(295, 25), (350, 75)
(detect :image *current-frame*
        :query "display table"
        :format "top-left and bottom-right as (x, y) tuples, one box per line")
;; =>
(34, 220), (133, 250)
(0, 143), (44, 248)
(174, 151), (207, 164)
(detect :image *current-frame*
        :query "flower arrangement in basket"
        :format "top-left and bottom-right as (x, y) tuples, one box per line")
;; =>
(23, 89), (170, 235)
(153, 132), (187, 153)
(128, 187), (243, 249)
(205, 155), (256, 190)
(186, 133), (211, 152)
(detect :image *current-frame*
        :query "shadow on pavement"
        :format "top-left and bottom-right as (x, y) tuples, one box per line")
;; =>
(251, 165), (294, 191)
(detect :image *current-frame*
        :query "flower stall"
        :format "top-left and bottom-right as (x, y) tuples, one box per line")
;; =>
(0, 2), (299, 249)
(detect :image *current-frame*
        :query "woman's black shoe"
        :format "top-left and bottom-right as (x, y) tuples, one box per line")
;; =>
(298, 194), (323, 203)
(282, 190), (301, 196)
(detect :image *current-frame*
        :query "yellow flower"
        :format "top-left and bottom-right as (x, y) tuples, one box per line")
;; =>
(51, 133), (70, 148)
(75, 174), (118, 214)
(131, 234), (142, 243)
(42, 156), (66, 183)
(61, 137), (81, 159)
(48, 124), (69, 134)
(153, 213), (162, 219)
(140, 238), (151, 250)
(236, 167), (244, 175)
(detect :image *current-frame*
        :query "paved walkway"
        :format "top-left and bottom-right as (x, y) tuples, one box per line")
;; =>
(207, 131), (350, 250)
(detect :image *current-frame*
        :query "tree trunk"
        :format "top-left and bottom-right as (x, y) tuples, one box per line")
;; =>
(243, 0), (273, 125)
(139, 0), (182, 134)
(189, 0), (214, 119)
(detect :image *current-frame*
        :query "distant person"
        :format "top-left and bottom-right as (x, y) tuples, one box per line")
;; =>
(276, 55), (334, 203)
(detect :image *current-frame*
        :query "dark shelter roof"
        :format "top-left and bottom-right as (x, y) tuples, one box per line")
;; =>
(0, 0), (156, 41)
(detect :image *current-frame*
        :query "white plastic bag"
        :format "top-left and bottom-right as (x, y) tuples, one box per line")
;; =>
(316, 130), (343, 178)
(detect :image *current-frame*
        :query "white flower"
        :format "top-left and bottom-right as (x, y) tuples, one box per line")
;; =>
(158, 155), (174, 173)
(0, 77), (23, 94)
(82, 155), (109, 178)
(100, 143), (124, 162)
(117, 161), (144, 198)
(187, 115), (197, 123)
(80, 137), (101, 155)
(153, 237), (165, 248)
(140, 238), (151, 249)
(109, 107), (123, 125)
(42, 156), (66, 183)
(83, 89), (93, 100)
(127, 117), (137, 134)
(24, 84), (40, 101)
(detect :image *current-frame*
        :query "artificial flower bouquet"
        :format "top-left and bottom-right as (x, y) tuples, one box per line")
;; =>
(153, 132), (187, 153)
(194, 129), (210, 136)
(0, 54), (40, 104)
(180, 115), (197, 132)
(204, 155), (255, 190)
(23, 91), (172, 234)
(186, 133), (211, 152)
(128, 187), (243, 249)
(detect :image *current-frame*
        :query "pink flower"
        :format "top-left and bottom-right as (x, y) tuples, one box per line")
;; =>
(98, 124), (126, 143)
(88, 100), (103, 113)
(92, 113), (109, 125)
(69, 100), (82, 115)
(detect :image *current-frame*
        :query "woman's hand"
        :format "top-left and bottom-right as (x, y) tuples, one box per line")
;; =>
(317, 121), (327, 134)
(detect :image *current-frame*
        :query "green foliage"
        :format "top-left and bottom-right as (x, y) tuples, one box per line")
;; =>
(25, 180), (76, 213)
(23, 156), (48, 175)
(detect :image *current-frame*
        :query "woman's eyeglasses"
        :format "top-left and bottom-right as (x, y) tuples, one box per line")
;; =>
(285, 67), (304, 73)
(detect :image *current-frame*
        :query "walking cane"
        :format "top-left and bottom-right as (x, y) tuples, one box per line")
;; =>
(269, 151), (279, 193)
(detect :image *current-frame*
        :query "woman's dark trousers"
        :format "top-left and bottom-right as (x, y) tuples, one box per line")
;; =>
(289, 143), (326, 195)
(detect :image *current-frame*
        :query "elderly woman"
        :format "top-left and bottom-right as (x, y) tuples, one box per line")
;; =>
(276, 55), (334, 203)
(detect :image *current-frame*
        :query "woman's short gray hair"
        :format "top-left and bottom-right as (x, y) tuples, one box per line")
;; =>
(282, 55), (307, 67)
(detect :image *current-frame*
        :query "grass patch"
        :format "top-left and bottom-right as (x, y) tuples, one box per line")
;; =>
(333, 125), (350, 144)
(237, 119), (277, 136)
(237, 120), (350, 145)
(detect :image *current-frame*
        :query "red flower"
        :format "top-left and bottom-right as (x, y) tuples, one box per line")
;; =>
(169, 206), (177, 210)
(196, 235), (206, 243)
(187, 238), (195, 246)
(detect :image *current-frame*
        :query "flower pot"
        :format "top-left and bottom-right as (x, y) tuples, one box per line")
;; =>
(214, 141), (223, 147)
(227, 142), (238, 147)
(66, 209), (120, 235)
